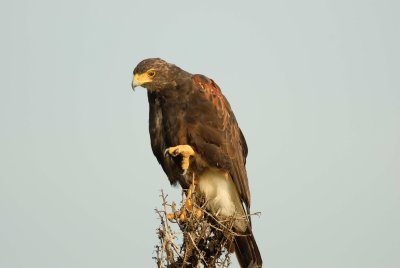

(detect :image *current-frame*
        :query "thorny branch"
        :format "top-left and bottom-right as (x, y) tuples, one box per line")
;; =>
(153, 188), (255, 268)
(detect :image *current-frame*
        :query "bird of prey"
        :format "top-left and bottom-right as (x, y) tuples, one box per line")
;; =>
(132, 58), (262, 268)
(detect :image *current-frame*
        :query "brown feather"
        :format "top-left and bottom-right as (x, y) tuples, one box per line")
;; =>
(138, 58), (262, 267)
(235, 229), (263, 268)
(191, 74), (251, 209)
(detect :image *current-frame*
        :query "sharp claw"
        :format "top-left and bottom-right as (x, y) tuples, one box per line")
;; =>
(164, 145), (193, 174)
(165, 147), (179, 157)
(164, 148), (169, 157)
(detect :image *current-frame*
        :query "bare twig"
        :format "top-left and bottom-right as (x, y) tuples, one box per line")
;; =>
(154, 187), (258, 268)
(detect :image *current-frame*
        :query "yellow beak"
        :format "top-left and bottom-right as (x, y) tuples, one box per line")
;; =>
(132, 73), (152, 90)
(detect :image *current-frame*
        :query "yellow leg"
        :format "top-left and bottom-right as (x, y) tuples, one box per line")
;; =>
(166, 184), (203, 222)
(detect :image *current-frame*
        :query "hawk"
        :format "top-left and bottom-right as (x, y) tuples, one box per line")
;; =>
(132, 58), (262, 268)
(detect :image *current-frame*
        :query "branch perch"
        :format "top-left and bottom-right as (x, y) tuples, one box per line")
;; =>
(154, 189), (243, 268)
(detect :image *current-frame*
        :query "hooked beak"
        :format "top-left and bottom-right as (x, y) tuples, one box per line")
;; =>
(131, 73), (153, 91)
(131, 74), (141, 91)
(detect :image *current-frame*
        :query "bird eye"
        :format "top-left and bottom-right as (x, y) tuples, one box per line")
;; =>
(147, 70), (156, 77)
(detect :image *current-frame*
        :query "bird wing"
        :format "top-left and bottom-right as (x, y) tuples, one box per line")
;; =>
(147, 91), (184, 186)
(188, 74), (251, 210)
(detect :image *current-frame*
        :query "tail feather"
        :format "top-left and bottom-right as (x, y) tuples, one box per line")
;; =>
(234, 229), (262, 268)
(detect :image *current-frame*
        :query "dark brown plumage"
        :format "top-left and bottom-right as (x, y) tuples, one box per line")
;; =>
(132, 58), (262, 268)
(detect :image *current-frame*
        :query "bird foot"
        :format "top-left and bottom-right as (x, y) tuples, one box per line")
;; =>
(167, 184), (203, 222)
(164, 145), (195, 175)
(166, 202), (203, 222)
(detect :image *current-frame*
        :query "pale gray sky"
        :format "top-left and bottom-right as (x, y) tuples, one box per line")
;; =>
(1, 0), (399, 267)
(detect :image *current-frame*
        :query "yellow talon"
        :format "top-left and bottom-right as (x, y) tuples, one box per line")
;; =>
(179, 212), (186, 222)
(194, 207), (203, 219)
(166, 184), (203, 222)
(165, 145), (195, 174)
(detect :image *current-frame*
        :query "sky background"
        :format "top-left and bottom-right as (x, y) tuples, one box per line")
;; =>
(1, 0), (399, 267)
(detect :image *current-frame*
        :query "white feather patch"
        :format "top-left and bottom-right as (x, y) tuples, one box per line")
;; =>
(197, 168), (247, 232)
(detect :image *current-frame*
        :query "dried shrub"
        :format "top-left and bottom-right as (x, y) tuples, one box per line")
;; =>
(154, 189), (248, 268)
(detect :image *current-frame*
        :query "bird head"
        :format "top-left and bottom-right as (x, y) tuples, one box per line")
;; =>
(132, 58), (182, 92)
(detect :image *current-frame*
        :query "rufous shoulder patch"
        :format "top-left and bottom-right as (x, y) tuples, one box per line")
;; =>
(192, 74), (230, 128)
